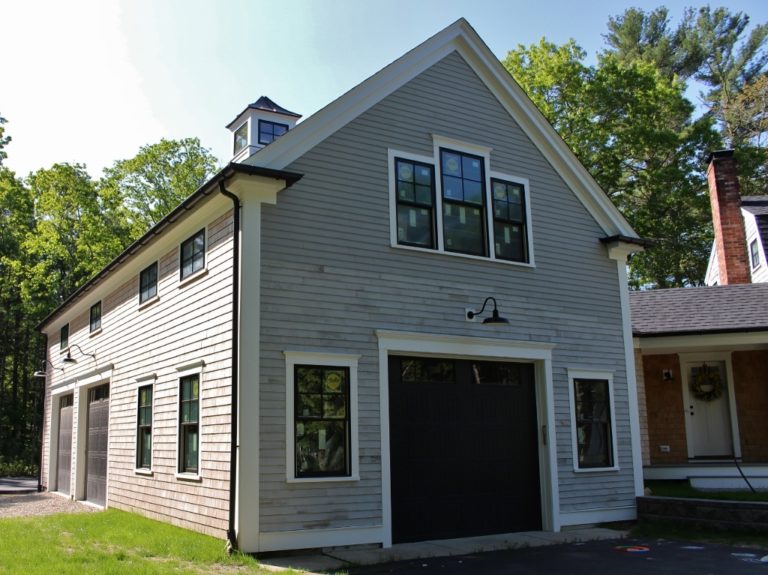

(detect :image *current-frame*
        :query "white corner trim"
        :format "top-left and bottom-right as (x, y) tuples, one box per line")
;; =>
(566, 368), (621, 474)
(284, 352), (360, 483)
(257, 525), (384, 553)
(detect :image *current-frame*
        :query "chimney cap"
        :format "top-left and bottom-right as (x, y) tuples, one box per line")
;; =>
(706, 149), (735, 164)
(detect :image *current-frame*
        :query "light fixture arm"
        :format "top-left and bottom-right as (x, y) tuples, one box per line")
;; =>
(63, 344), (96, 364)
(33, 359), (64, 378)
(466, 296), (510, 325)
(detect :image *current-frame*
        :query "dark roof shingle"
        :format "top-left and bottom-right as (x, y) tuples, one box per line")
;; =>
(630, 283), (768, 337)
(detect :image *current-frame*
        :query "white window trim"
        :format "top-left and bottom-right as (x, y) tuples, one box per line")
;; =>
(178, 226), (209, 286)
(750, 238), (761, 270)
(567, 369), (619, 473)
(284, 351), (360, 483)
(134, 374), (156, 475)
(388, 136), (535, 267)
(234, 119), (249, 155)
(175, 362), (204, 481)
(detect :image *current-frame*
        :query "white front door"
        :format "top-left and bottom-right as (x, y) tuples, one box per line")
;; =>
(682, 360), (733, 458)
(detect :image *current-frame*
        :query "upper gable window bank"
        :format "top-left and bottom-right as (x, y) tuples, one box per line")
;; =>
(389, 138), (532, 265)
(258, 120), (289, 145)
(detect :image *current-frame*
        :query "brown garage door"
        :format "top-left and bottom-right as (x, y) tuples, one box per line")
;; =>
(57, 394), (73, 494)
(389, 356), (541, 543)
(86, 384), (109, 506)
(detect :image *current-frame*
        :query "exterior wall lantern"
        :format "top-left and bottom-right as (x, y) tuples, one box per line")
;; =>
(62, 344), (96, 364)
(466, 297), (510, 325)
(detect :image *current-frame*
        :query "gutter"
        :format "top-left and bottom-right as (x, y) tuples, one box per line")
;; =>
(35, 163), (301, 332)
(218, 182), (241, 553)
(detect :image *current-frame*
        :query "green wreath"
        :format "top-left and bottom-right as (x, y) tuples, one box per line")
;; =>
(690, 364), (723, 402)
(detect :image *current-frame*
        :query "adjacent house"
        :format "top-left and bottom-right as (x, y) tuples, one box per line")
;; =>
(38, 19), (646, 553)
(632, 151), (768, 489)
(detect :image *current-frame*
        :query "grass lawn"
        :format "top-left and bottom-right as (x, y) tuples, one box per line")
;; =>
(645, 480), (768, 502)
(0, 508), (301, 575)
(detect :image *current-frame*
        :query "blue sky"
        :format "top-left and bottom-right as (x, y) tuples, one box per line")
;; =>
(4, 0), (768, 178)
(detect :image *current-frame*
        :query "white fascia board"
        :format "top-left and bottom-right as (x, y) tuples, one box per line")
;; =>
(247, 18), (637, 239)
(635, 331), (768, 352)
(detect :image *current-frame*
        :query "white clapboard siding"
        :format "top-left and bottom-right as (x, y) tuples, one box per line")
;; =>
(41, 209), (235, 539)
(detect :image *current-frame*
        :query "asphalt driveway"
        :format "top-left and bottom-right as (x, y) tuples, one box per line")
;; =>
(347, 537), (768, 575)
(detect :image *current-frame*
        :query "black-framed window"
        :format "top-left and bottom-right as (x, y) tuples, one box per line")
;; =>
(89, 301), (102, 333)
(295, 365), (350, 478)
(137, 385), (153, 469)
(180, 229), (205, 280)
(395, 158), (436, 248)
(492, 179), (528, 262)
(179, 375), (199, 474)
(573, 378), (614, 469)
(440, 149), (486, 256)
(60, 324), (69, 350)
(233, 122), (248, 154)
(750, 239), (761, 270)
(258, 120), (289, 145)
(139, 262), (158, 304)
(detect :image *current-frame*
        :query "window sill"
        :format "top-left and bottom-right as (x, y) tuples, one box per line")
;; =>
(572, 465), (620, 474)
(134, 468), (153, 477)
(175, 473), (202, 482)
(286, 474), (360, 484)
(391, 243), (535, 268)
(89, 328), (102, 338)
(59, 346), (70, 355)
(178, 267), (208, 288)
(138, 295), (159, 311)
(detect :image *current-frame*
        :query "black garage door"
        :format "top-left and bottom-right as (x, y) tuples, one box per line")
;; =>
(389, 356), (541, 543)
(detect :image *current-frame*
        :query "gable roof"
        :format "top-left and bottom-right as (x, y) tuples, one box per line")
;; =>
(243, 18), (638, 239)
(630, 283), (768, 337)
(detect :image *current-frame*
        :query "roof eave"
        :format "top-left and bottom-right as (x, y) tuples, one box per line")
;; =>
(36, 163), (302, 331)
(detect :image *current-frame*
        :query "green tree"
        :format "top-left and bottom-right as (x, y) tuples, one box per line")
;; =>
(505, 43), (721, 288)
(0, 115), (10, 166)
(100, 138), (218, 239)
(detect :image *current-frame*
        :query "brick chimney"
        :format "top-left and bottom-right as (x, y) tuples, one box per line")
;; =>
(707, 150), (750, 285)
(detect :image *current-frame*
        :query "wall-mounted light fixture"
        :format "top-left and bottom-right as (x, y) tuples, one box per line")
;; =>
(662, 369), (673, 381)
(33, 359), (64, 378)
(62, 344), (96, 365)
(466, 297), (510, 325)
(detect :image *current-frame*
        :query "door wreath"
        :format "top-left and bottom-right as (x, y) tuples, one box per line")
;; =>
(690, 363), (723, 402)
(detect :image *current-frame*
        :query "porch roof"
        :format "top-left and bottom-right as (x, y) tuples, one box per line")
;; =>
(630, 283), (768, 337)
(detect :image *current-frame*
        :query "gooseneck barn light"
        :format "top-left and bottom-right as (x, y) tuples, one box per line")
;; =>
(466, 297), (510, 325)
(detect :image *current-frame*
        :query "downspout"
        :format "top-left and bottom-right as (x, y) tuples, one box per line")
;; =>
(219, 182), (241, 552)
(38, 334), (48, 493)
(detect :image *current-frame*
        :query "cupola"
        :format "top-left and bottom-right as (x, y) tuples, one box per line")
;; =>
(226, 96), (301, 162)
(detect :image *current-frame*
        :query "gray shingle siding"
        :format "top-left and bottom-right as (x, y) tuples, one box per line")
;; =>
(258, 51), (635, 532)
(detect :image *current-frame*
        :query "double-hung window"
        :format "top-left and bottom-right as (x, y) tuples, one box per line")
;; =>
(285, 352), (359, 482)
(139, 262), (158, 304)
(395, 158), (435, 248)
(441, 149), (487, 256)
(90, 301), (102, 333)
(568, 370), (618, 471)
(750, 239), (761, 270)
(179, 375), (199, 474)
(258, 120), (288, 145)
(389, 139), (531, 264)
(180, 230), (205, 280)
(136, 385), (153, 469)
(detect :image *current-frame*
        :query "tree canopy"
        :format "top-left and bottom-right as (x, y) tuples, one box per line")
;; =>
(505, 4), (768, 287)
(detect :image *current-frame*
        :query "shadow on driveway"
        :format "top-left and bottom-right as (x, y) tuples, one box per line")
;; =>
(347, 538), (768, 575)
